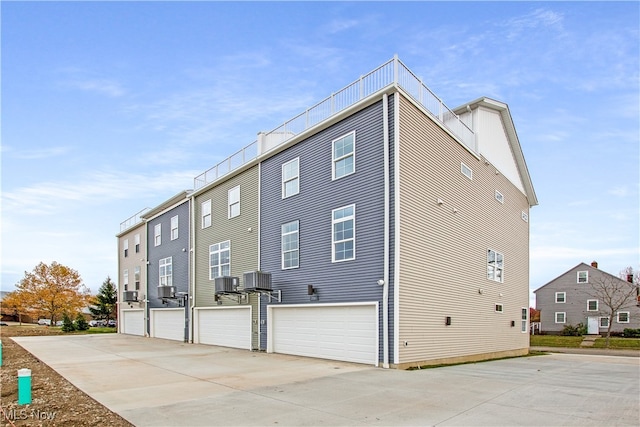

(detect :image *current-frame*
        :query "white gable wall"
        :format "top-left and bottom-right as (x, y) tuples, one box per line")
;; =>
(474, 107), (525, 194)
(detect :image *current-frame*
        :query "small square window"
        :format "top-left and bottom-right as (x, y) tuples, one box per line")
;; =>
(521, 211), (529, 222)
(587, 300), (598, 311)
(555, 312), (566, 323)
(555, 292), (566, 303)
(577, 271), (588, 283)
(495, 190), (504, 204)
(495, 303), (503, 313)
(617, 312), (629, 323)
(461, 162), (473, 180)
(599, 317), (609, 328)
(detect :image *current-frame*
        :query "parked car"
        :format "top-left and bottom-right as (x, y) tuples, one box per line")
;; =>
(55, 320), (63, 326)
(107, 320), (117, 327)
(0, 322), (8, 326)
(38, 319), (51, 326)
(88, 320), (101, 327)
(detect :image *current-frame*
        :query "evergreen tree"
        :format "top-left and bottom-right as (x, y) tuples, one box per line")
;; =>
(75, 313), (89, 331)
(89, 277), (117, 324)
(61, 312), (76, 332)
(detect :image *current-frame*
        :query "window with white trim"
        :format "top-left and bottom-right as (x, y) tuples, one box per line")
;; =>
(587, 299), (598, 311)
(281, 220), (299, 269)
(159, 257), (172, 287)
(495, 190), (504, 204)
(495, 303), (503, 313)
(123, 269), (129, 291)
(487, 249), (504, 283)
(521, 211), (529, 222)
(209, 241), (230, 279)
(332, 131), (355, 180)
(461, 162), (473, 180)
(577, 271), (588, 283)
(135, 233), (140, 253)
(555, 292), (566, 303)
(600, 317), (609, 328)
(201, 199), (211, 228)
(228, 186), (240, 218)
(154, 224), (161, 247)
(134, 266), (140, 291)
(282, 158), (300, 198)
(521, 307), (528, 332)
(617, 312), (630, 323)
(124, 239), (129, 257)
(332, 204), (355, 262)
(171, 215), (179, 240)
(555, 312), (566, 323)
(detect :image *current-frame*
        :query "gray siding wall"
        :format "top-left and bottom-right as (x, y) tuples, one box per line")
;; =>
(146, 200), (190, 330)
(535, 263), (640, 333)
(259, 99), (389, 356)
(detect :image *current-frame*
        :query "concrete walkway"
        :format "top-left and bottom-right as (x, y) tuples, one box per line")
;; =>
(12, 334), (640, 426)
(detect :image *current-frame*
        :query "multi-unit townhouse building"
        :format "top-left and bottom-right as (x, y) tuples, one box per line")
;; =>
(534, 262), (640, 334)
(117, 56), (538, 368)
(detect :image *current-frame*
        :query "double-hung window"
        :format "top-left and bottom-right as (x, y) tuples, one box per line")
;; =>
(123, 239), (129, 257)
(600, 317), (609, 328)
(577, 271), (588, 283)
(555, 312), (566, 323)
(487, 249), (504, 282)
(228, 186), (240, 218)
(332, 131), (355, 180)
(209, 241), (230, 279)
(202, 200), (212, 228)
(332, 204), (355, 262)
(617, 312), (630, 323)
(134, 266), (140, 291)
(521, 308), (528, 333)
(123, 269), (129, 291)
(555, 292), (566, 303)
(171, 215), (179, 240)
(135, 233), (140, 253)
(587, 299), (598, 311)
(282, 158), (300, 198)
(159, 257), (172, 287)
(154, 224), (162, 246)
(281, 221), (299, 269)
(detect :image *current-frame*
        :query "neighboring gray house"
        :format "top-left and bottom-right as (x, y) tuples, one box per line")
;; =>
(534, 262), (640, 334)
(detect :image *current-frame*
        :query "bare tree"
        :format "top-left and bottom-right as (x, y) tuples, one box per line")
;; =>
(586, 266), (639, 347)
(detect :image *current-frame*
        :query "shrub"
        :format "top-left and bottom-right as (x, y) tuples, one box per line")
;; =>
(61, 313), (76, 332)
(561, 323), (587, 336)
(75, 313), (89, 331)
(623, 328), (640, 338)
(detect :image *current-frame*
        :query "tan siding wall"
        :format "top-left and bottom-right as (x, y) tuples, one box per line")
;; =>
(193, 165), (260, 348)
(118, 223), (147, 328)
(397, 95), (530, 365)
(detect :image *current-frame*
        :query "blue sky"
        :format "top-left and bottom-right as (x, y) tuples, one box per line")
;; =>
(2, 2), (638, 303)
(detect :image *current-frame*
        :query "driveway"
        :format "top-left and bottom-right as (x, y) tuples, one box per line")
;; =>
(12, 334), (640, 426)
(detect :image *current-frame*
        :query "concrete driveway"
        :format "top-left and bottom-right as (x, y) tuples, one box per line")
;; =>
(12, 334), (640, 426)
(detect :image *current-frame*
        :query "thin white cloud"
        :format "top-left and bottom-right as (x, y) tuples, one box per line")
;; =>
(3, 145), (71, 160)
(64, 78), (126, 98)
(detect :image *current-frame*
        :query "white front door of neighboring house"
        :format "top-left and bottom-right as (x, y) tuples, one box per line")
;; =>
(587, 316), (599, 334)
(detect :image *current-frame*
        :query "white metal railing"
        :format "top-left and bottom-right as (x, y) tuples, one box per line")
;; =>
(193, 56), (475, 190)
(119, 207), (150, 233)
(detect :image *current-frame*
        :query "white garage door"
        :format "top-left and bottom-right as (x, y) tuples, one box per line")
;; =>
(195, 307), (251, 350)
(121, 309), (144, 336)
(269, 303), (378, 365)
(150, 308), (185, 342)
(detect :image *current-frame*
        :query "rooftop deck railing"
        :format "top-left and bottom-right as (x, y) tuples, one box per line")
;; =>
(119, 207), (150, 233)
(192, 56), (474, 190)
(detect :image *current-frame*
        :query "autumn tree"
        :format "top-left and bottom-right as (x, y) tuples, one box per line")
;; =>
(586, 266), (639, 347)
(1, 291), (33, 324)
(89, 277), (117, 324)
(14, 261), (90, 324)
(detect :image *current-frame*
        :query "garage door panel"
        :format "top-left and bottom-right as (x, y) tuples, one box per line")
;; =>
(196, 307), (251, 350)
(122, 310), (144, 336)
(270, 304), (377, 365)
(151, 309), (185, 342)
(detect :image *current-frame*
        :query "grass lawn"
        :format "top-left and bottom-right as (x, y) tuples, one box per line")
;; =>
(529, 335), (584, 347)
(593, 337), (640, 350)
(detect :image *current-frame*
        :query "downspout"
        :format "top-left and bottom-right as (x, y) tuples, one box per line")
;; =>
(382, 93), (390, 369)
(257, 163), (262, 350)
(189, 193), (196, 343)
